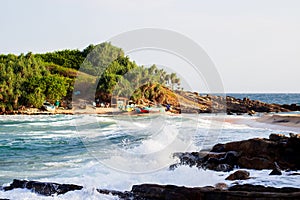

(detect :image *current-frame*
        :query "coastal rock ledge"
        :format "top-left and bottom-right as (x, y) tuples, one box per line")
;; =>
(2, 179), (83, 196)
(97, 184), (300, 200)
(172, 133), (300, 171)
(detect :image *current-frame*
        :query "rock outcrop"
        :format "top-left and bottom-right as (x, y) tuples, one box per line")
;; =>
(172, 133), (300, 172)
(2, 179), (83, 196)
(97, 184), (300, 200)
(173, 91), (298, 114)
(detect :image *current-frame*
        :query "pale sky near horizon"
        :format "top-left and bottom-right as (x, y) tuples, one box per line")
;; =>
(0, 0), (299, 93)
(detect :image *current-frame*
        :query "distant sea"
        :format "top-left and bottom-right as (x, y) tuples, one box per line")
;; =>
(226, 93), (300, 105)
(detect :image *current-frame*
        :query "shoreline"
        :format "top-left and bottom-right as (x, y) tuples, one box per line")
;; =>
(256, 114), (300, 128)
(2, 133), (300, 199)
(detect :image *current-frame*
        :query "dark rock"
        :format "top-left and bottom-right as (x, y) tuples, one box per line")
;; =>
(210, 144), (225, 152)
(97, 188), (134, 199)
(288, 172), (300, 176)
(290, 133), (300, 139)
(170, 133), (300, 172)
(225, 170), (250, 180)
(172, 152), (206, 168)
(237, 156), (274, 170)
(228, 184), (300, 193)
(269, 133), (288, 142)
(269, 162), (282, 175)
(3, 179), (83, 196)
(98, 184), (300, 200)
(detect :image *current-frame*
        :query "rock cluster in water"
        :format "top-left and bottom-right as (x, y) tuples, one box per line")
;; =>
(171, 133), (300, 172)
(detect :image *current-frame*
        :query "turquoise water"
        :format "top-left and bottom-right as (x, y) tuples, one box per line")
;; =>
(0, 112), (299, 199)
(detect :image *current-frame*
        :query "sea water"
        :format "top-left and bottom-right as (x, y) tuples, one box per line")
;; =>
(226, 93), (300, 105)
(0, 100), (300, 199)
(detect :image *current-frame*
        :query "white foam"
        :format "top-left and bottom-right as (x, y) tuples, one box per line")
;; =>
(1, 114), (300, 199)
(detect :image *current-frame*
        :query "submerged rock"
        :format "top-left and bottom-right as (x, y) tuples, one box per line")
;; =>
(98, 184), (300, 200)
(3, 179), (83, 196)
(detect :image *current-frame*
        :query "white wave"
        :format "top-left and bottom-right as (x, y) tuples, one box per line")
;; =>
(0, 188), (117, 200)
(2, 114), (300, 200)
(224, 169), (300, 188)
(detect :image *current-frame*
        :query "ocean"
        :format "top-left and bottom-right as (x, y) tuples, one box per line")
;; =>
(226, 93), (300, 105)
(0, 94), (299, 199)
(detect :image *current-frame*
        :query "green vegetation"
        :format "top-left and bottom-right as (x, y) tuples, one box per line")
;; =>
(81, 43), (124, 76)
(97, 56), (181, 102)
(0, 53), (73, 111)
(0, 42), (180, 112)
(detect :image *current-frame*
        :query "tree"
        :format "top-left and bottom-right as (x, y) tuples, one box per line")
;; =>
(82, 42), (124, 76)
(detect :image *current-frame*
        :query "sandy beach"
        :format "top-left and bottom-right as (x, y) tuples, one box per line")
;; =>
(256, 114), (300, 128)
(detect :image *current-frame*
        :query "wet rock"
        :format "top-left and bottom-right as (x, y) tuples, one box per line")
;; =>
(172, 152), (206, 168)
(237, 156), (273, 170)
(98, 184), (300, 200)
(269, 133), (288, 142)
(170, 133), (300, 172)
(288, 172), (300, 176)
(269, 162), (282, 175)
(97, 188), (134, 199)
(225, 170), (250, 180)
(228, 184), (300, 193)
(3, 179), (83, 196)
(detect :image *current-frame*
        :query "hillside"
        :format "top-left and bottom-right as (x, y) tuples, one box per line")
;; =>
(0, 42), (180, 113)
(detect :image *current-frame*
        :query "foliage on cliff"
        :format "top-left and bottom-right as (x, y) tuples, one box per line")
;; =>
(97, 56), (181, 102)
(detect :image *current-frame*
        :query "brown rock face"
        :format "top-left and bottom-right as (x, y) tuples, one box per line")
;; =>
(172, 133), (300, 171)
(211, 134), (300, 170)
(171, 91), (296, 114)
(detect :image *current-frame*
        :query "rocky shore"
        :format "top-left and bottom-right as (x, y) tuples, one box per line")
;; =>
(171, 133), (300, 172)
(1, 134), (300, 199)
(2, 180), (300, 200)
(1, 92), (299, 115)
(175, 91), (300, 114)
(97, 184), (300, 200)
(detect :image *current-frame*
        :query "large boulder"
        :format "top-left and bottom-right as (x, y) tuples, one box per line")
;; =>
(172, 133), (300, 171)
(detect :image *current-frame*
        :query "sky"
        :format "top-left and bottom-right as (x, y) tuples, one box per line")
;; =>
(0, 0), (299, 93)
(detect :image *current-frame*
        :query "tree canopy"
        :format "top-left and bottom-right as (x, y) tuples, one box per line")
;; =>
(0, 42), (180, 112)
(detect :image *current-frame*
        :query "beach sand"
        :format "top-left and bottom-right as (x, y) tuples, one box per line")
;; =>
(256, 114), (300, 128)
